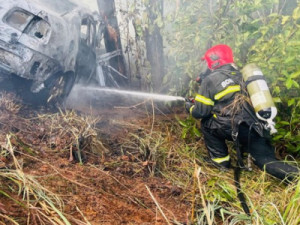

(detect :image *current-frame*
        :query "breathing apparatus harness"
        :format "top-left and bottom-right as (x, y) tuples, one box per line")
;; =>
(218, 67), (267, 216)
(230, 64), (279, 216)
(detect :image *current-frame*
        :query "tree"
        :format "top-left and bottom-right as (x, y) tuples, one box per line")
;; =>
(144, 0), (165, 91)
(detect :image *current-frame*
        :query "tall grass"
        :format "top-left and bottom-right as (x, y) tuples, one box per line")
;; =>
(122, 118), (300, 224)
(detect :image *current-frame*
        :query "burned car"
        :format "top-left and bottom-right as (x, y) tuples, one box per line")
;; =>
(0, 0), (104, 104)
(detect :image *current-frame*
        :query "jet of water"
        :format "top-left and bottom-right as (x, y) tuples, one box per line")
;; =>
(73, 86), (185, 102)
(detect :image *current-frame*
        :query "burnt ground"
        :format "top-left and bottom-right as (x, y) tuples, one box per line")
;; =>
(0, 93), (191, 225)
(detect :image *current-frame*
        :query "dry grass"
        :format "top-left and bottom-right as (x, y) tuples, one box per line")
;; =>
(0, 92), (299, 224)
(37, 108), (108, 162)
(0, 92), (22, 114)
(0, 135), (71, 225)
(0, 92), (106, 224)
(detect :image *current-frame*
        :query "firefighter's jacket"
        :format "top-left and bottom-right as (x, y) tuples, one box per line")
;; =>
(190, 64), (262, 135)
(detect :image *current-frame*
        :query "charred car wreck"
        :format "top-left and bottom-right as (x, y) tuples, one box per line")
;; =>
(0, 0), (127, 105)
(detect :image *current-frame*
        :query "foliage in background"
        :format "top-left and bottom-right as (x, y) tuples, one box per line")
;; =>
(163, 0), (300, 154)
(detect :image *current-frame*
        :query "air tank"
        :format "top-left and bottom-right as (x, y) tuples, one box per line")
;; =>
(241, 63), (277, 134)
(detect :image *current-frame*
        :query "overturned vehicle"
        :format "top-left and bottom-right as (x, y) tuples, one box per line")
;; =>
(0, 0), (126, 105)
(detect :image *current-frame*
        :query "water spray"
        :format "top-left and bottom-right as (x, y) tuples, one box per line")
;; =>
(74, 86), (185, 102)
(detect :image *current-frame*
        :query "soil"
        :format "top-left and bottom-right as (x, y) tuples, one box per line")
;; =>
(0, 95), (190, 225)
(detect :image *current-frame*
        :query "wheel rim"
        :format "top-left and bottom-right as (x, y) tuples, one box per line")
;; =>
(47, 73), (75, 103)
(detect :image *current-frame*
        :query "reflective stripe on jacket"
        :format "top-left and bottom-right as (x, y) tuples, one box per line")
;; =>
(191, 65), (242, 119)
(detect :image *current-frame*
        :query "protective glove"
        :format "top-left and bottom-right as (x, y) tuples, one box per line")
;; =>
(185, 98), (194, 114)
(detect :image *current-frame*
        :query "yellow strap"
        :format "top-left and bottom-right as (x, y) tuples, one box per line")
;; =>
(212, 155), (230, 163)
(189, 105), (195, 114)
(195, 95), (215, 106)
(214, 85), (241, 100)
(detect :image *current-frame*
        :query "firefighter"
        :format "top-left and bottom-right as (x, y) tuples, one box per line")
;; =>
(185, 44), (299, 182)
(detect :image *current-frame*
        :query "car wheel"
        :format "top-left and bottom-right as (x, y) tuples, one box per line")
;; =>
(45, 72), (75, 105)
(1, 73), (75, 108)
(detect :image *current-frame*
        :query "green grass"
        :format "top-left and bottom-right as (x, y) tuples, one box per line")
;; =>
(121, 118), (300, 225)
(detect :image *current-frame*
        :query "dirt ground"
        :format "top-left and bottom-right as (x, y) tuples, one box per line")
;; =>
(0, 94), (190, 225)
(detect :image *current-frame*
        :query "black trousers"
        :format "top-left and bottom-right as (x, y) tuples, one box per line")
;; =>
(201, 122), (299, 181)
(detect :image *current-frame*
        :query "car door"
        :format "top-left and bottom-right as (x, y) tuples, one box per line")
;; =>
(75, 16), (97, 84)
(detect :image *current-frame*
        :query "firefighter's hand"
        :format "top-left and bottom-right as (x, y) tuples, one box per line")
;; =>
(185, 97), (195, 103)
(185, 99), (194, 114)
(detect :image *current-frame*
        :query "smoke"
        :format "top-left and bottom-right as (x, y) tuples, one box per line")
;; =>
(65, 84), (184, 112)
(70, 0), (98, 11)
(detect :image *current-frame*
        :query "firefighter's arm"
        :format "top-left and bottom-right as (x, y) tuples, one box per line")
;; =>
(189, 79), (214, 119)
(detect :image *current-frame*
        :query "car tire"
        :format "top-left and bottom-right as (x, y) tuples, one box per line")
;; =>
(13, 72), (75, 107)
(44, 71), (75, 106)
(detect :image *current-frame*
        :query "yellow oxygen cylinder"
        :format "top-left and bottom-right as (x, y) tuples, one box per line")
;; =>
(241, 63), (277, 134)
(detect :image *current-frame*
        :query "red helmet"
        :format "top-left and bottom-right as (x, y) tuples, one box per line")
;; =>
(201, 44), (234, 70)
